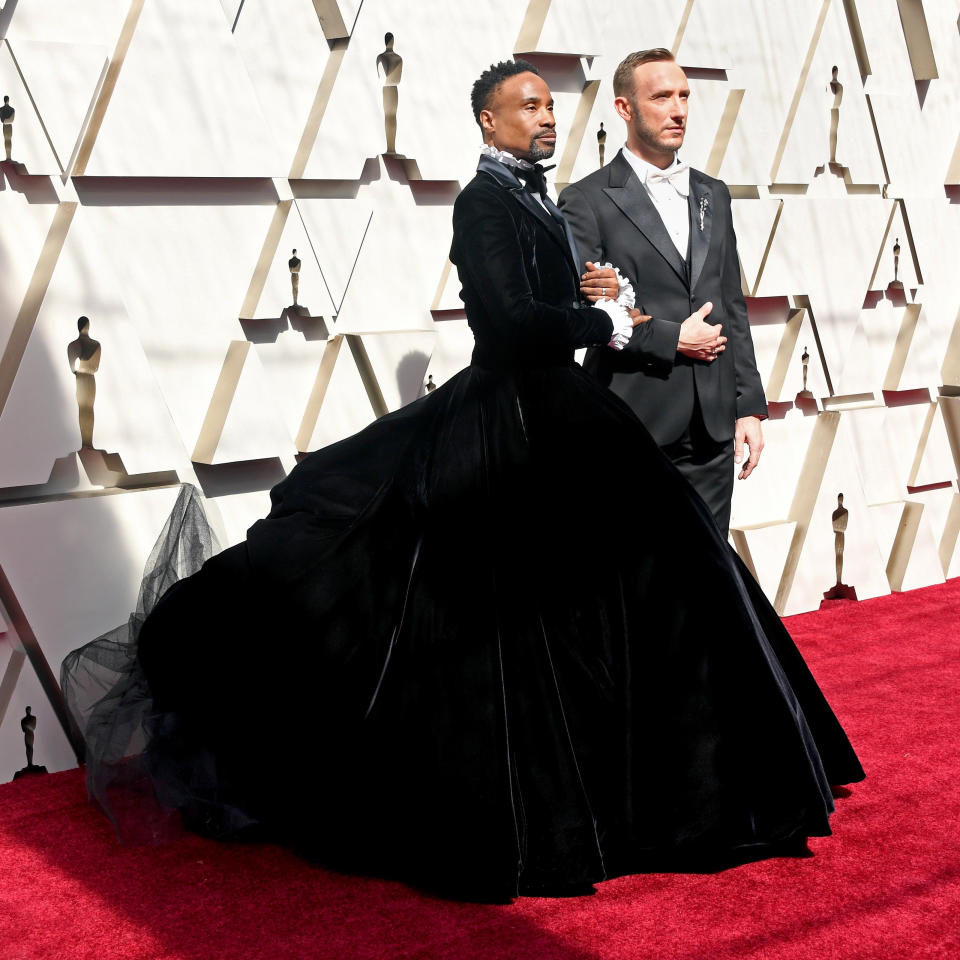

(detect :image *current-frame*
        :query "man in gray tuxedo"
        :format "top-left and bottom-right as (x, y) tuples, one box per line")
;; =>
(559, 49), (766, 535)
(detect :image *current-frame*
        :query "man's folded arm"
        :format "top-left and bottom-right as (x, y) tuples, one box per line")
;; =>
(453, 188), (613, 349)
(621, 316), (680, 368)
(560, 183), (679, 369)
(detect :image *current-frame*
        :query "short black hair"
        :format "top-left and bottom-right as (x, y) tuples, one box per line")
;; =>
(471, 59), (541, 125)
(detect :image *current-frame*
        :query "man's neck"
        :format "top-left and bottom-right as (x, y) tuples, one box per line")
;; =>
(624, 141), (675, 170)
(482, 142), (535, 170)
(486, 140), (531, 162)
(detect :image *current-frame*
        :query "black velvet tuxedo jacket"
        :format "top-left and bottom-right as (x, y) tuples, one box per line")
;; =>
(558, 151), (767, 446)
(449, 156), (613, 369)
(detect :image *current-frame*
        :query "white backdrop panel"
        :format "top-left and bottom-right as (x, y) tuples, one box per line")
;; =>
(83, 0), (284, 177)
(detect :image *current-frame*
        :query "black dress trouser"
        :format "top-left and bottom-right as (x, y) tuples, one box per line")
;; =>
(660, 397), (735, 537)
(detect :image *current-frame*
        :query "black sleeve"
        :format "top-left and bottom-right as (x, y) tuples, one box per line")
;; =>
(452, 185), (613, 349)
(560, 182), (680, 369)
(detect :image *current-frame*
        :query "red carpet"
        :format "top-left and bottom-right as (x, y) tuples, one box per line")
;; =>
(3, 580), (959, 960)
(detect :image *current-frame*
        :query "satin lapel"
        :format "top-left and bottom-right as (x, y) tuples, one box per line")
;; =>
(476, 156), (578, 274)
(602, 160), (688, 284)
(688, 172), (714, 293)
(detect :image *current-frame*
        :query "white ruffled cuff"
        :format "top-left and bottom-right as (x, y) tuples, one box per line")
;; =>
(593, 298), (634, 351)
(595, 262), (636, 309)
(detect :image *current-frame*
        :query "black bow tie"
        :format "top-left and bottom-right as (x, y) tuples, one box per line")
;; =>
(515, 163), (555, 199)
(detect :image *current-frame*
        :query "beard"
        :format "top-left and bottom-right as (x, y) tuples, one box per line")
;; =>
(527, 132), (556, 162)
(630, 103), (684, 154)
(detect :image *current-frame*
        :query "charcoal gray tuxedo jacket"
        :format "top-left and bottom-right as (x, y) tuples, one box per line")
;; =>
(558, 151), (766, 446)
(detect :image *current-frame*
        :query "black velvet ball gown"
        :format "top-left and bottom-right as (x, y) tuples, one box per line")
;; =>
(62, 156), (863, 901)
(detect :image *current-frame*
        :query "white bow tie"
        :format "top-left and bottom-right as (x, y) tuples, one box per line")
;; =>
(645, 162), (690, 196)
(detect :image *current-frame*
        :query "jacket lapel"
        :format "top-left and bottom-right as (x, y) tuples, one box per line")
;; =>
(477, 156), (578, 274)
(543, 193), (586, 276)
(602, 152), (688, 285)
(687, 171), (714, 293)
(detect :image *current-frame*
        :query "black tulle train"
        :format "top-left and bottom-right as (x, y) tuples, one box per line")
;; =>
(63, 362), (863, 900)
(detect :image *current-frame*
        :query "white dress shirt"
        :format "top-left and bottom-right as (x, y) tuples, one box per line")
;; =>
(619, 146), (690, 258)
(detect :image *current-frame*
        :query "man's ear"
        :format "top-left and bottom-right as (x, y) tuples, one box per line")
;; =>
(613, 96), (632, 124)
(479, 109), (496, 139)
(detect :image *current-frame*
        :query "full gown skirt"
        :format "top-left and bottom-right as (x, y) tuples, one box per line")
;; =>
(64, 362), (863, 899)
(63, 163), (863, 900)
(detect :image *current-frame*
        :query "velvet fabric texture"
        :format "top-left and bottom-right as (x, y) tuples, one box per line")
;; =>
(71, 157), (862, 901)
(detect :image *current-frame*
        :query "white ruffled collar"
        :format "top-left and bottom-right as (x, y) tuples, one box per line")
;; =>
(479, 144), (535, 172)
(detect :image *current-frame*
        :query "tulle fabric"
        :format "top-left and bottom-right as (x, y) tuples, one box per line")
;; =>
(61, 485), (219, 842)
(62, 363), (862, 899)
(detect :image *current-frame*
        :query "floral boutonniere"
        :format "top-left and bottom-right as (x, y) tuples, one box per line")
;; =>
(698, 195), (710, 232)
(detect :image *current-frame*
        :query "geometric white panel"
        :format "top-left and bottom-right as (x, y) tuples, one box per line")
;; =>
(679, 0), (825, 185)
(248, 210), (338, 321)
(756, 198), (893, 371)
(83, 202), (278, 454)
(0, 485), (183, 692)
(0, 205), (195, 492)
(731, 198), (782, 295)
(330, 159), (448, 335)
(902, 200), (960, 378)
(231, 0), (332, 173)
(0, 190), (58, 358)
(254, 331), (329, 444)
(359, 330), (436, 411)
(775, 0), (885, 185)
(870, 203), (921, 293)
(6, 39), (108, 175)
(0, 44), (60, 174)
(730, 519), (797, 601)
(869, 499), (944, 594)
(3, 0), (129, 48)
(206, 343), (294, 464)
(300, 338), (377, 452)
(845, 405), (903, 506)
(861, 1), (960, 197)
(520, 0), (603, 57)
(301, 0), (529, 182)
(206, 487), (273, 548)
(216, 1), (245, 29)
(912, 401), (959, 488)
(297, 198), (375, 315)
(83, 0), (284, 177)
(749, 303), (830, 403)
(909, 486), (960, 580)
(781, 416), (889, 615)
